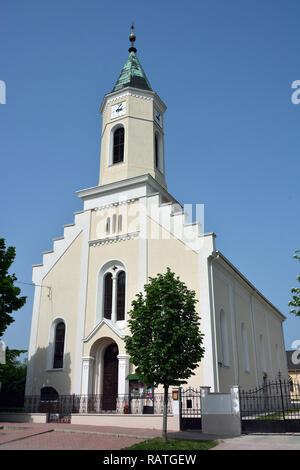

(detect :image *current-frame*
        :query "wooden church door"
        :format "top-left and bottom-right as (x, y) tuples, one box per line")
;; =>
(102, 343), (119, 410)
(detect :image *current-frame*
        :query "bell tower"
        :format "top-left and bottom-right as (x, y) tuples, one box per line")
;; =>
(99, 26), (167, 190)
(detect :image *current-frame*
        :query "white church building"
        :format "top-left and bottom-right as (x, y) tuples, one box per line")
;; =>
(25, 29), (288, 408)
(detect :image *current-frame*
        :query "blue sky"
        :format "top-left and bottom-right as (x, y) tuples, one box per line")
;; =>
(1, 0), (299, 358)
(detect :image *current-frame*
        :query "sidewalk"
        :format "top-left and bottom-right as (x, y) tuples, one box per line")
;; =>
(2, 422), (299, 450)
(212, 433), (300, 450)
(0, 422), (162, 450)
(169, 430), (300, 450)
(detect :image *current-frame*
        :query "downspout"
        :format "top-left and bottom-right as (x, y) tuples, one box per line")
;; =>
(208, 251), (220, 392)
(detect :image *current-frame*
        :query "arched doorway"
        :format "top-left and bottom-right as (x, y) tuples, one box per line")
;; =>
(102, 343), (119, 410)
(39, 387), (59, 415)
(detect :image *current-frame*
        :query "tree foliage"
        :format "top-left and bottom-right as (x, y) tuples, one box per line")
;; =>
(289, 250), (300, 316)
(125, 268), (205, 441)
(0, 238), (27, 338)
(0, 348), (27, 409)
(0, 348), (27, 395)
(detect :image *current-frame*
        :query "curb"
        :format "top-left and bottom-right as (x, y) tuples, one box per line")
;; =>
(53, 428), (155, 440)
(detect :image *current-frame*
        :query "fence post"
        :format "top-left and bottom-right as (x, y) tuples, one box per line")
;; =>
(200, 385), (241, 436)
(178, 388), (182, 430)
(278, 373), (286, 427)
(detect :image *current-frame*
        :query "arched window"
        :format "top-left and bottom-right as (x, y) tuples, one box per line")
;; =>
(96, 261), (127, 325)
(241, 323), (250, 372)
(154, 132), (163, 173)
(103, 273), (113, 320)
(275, 344), (281, 374)
(155, 134), (159, 169)
(106, 217), (110, 235)
(113, 127), (124, 164)
(112, 214), (117, 233)
(53, 322), (65, 369)
(117, 271), (126, 321)
(118, 215), (122, 233)
(40, 386), (58, 402)
(220, 309), (230, 366)
(260, 334), (267, 373)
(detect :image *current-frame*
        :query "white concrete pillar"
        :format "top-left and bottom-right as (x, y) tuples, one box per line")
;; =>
(230, 385), (240, 416)
(200, 385), (241, 436)
(81, 356), (95, 395)
(117, 354), (130, 395)
(200, 386), (211, 414)
(171, 389), (180, 415)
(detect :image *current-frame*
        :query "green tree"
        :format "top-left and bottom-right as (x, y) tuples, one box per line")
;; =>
(125, 268), (205, 443)
(0, 238), (26, 338)
(0, 348), (27, 408)
(289, 250), (300, 316)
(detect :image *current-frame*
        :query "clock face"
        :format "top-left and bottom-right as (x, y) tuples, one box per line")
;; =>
(111, 101), (126, 119)
(154, 108), (162, 127)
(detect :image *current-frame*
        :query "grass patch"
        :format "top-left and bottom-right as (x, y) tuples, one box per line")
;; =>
(122, 437), (217, 450)
(256, 408), (300, 420)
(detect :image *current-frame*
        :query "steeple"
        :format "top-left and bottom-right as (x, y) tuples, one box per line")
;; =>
(98, 26), (167, 190)
(112, 25), (152, 92)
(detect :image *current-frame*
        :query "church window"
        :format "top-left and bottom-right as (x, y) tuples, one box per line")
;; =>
(104, 273), (113, 320)
(97, 262), (127, 324)
(154, 131), (163, 173)
(241, 323), (250, 372)
(53, 322), (65, 369)
(155, 134), (159, 169)
(106, 217), (110, 235)
(113, 127), (124, 164)
(112, 214), (117, 233)
(116, 271), (126, 321)
(220, 309), (230, 366)
(40, 386), (58, 402)
(118, 215), (122, 232)
(275, 344), (281, 374)
(260, 334), (267, 373)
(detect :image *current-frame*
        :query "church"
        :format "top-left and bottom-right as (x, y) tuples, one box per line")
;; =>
(25, 28), (288, 409)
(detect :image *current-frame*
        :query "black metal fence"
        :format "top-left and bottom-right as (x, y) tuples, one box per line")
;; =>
(20, 393), (173, 422)
(179, 387), (202, 430)
(240, 375), (300, 433)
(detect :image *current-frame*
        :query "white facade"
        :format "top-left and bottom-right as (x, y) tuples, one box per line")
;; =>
(25, 39), (287, 402)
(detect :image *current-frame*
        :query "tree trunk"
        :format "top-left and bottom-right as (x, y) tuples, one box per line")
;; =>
(162, 384), (169, 443)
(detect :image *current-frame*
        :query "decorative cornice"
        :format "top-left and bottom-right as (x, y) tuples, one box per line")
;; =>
(101, 89), (153, 114)
(107, 90), (153, 104)
(76, 173), (180, 207)
(92, 199), (137, 211)
(90, 232), (139, 247)
(100, 87), (166, 115)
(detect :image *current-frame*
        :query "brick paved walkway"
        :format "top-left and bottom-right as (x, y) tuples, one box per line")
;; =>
(0, 422), (161, 450)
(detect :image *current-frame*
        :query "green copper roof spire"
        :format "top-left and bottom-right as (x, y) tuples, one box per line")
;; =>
(112, 25), (152, 93)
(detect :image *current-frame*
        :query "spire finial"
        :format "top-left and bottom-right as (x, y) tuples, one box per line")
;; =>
(129, 24), (137, 53)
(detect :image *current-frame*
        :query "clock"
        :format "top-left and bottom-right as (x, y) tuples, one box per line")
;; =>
(111, 101), (126, 119)
(154, 107), (162, 127)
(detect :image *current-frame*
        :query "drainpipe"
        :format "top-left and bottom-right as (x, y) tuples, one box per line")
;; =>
(208, 251), (220, 392)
